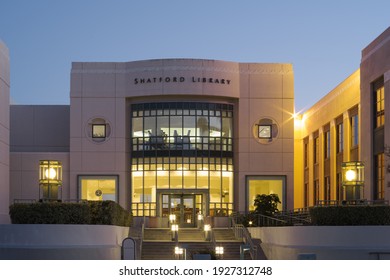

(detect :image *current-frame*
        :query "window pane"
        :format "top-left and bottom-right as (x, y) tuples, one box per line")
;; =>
(80, 176), (117, 202)
(247, 177), (284, 212)
(92, 124), (106, 138)
(210, 171), (221, 203)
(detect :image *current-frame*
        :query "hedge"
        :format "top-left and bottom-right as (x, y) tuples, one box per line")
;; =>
(309, 206), (390, 226)
(9, 201), (132, 226)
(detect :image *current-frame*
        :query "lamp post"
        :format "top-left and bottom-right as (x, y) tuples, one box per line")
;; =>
(342, 161), (364, 202)
(197, 213), (203, 229)
(215, 246), (224, 260)
(204, 224), (211, 241)
(174, 246), (186, 260)
(171, 224), (179, 242)
(169, 214), (176, 227)
(39, 160), (62, 201)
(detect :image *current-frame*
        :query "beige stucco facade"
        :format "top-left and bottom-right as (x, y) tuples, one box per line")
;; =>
(5, 27), (390, 224)
(361, 27), (390, 201)
(295, 27), (390, 207)
(6, 59), (294, 223)
(294, 70), (360, 208)
(69, 60), (294, 217)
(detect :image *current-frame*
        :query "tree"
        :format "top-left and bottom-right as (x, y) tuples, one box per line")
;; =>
(253, 194), (281, 216)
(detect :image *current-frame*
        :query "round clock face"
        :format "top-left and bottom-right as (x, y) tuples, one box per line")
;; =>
(95, 189), (102, 197)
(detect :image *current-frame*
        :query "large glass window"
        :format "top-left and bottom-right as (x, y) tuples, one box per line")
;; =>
(79, 175), (118, 202)
(246, 176), (285, 212)
(130, 102), (234, 217)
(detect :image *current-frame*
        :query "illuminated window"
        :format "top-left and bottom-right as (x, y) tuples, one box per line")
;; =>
(246, 176), (285, 212)
(130, 102), (234, 217)
(92, 124), (106, 138)
(258, 125), (272, 139)
(374, 79), (385, 128)
(375, 153), (385, 200)
(79, 175), (118, 202)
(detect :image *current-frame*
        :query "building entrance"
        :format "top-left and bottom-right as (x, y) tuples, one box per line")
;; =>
(162, 193), (203, 227)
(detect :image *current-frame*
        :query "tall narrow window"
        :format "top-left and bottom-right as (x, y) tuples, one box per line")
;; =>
(336, 122), (344, 154)
(324, 130), (330, 159)
(336, 173), (342, 201)
(374, 80), (385, 128)
(324, 176), (331, 201)
(314, 136), (319, 164)
(375, 153), (385, 200)
(350, 114), (359, 147)
(304, 183), (309, 207)
(313, 180), (320, 205)
(304, 140), (308, 168)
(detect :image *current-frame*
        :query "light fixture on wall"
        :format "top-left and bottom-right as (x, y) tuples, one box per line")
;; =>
(341, 161), (364, 201)
(39, 160), (62, 201)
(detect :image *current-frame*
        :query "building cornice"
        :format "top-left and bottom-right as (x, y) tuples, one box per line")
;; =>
(71, 64), (293, 75)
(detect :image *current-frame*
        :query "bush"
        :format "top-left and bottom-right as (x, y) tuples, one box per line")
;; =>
(9, 201), (132, 226)
(253, 194), (281, 216)
(309, 206), (390, 225)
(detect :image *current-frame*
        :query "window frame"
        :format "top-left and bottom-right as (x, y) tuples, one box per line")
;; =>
(92, 124), (107, 139)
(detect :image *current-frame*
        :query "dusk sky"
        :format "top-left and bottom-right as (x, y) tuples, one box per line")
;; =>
(0, 0), (389, 112)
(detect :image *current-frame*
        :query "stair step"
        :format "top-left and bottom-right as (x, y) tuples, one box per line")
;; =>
(141, 241), (254, 260)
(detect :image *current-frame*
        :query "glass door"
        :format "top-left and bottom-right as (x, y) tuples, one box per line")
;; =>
(169, 194), (196, 227)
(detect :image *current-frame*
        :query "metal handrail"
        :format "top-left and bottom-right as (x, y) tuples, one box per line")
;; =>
(231, 217), (258, 260)
(139, 223), (145, 260)
(316, 199), (389, 206)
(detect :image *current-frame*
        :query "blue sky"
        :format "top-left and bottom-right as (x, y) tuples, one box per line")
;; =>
(0, 0), (389, 112)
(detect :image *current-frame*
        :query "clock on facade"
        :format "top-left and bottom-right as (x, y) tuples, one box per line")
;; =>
(258, 125), (272, 139)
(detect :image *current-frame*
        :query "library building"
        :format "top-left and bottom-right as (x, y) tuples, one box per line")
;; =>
(0, 27), (389, 228)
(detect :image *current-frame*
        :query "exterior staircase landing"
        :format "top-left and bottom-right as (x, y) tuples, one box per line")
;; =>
(140, 227), (258, 260)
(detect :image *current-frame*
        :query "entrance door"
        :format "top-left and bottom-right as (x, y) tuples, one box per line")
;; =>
(171, 194), (195, 227)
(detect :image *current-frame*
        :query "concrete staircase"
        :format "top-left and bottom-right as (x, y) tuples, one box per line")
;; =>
(140, 227), (257, 260)
(141, 241), (252, 260)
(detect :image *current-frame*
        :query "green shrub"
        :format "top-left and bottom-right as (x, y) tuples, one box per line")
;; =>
(9, 201), (132, 226)
(309, 206), (390, 225)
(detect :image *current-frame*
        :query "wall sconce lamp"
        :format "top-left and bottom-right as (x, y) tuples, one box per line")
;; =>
(39, 160), (62, 201)
(341, 161), (364, 201)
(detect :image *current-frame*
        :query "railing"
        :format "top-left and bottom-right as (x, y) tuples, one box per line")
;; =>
(140, 223), (145, 260)
(13, 199), (37, 204)
(316, 199), (389, 206)
(231, 217), (258, 260)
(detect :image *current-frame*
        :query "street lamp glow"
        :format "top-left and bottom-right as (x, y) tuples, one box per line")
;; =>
(215, 246), (224, 255)
(345, 169), (357, 181)
(171, 224), (179, 232)
(174, 246), (183, 255)
(169, 214), (176, 223)
(44, 168), (57, 179)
